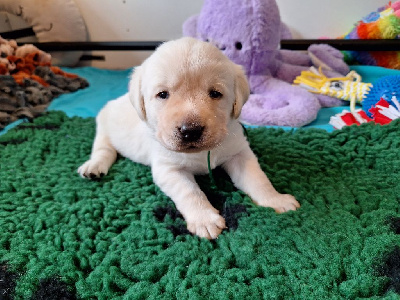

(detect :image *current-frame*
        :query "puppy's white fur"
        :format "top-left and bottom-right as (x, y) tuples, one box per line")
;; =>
(78, 37), (300, 239)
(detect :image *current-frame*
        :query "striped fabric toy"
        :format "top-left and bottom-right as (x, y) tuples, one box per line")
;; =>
(294, 68), (400, 129)
(293, 67), (373, 112)
(329, 97), (400, 129)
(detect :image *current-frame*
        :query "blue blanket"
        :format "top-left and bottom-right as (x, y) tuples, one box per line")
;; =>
(2, 65), (400, 135)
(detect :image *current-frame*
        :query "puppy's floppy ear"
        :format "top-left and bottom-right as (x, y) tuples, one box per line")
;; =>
(232, 65), (250, 119)
(128, 66), (146, 121)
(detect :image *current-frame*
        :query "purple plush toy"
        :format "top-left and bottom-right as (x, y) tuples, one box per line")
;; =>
(183, 0), (350, 126)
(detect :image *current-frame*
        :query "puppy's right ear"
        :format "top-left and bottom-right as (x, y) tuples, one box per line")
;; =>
(129, 66), (146, 121)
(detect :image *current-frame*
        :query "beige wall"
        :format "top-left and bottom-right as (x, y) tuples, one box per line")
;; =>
(277, 0), (389, 38)
(73, 0), (204, 68)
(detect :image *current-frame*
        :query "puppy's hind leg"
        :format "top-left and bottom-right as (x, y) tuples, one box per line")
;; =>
(78, 123), (117, 179)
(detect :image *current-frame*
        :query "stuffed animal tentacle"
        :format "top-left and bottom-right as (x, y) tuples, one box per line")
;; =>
(277, 50), (312, 67)
(274, 61), (312, 82)
(278, 44), (349, 76)
(307, 44), (350, 75)
(240, 76), (321, 126)
(315, 94), (347, 108)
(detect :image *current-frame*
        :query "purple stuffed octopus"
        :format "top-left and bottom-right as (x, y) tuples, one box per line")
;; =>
(183, 0), (350, 126)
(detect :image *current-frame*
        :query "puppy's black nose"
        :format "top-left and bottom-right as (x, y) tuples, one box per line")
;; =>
(178, 124), (204, 143)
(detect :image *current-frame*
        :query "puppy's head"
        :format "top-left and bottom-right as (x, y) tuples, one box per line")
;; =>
(129, 37), (249, 153)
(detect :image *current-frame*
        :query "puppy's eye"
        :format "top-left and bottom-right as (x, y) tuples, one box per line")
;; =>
(235, 42), (242, 50)
(156, 91), (169, 99)
(209, 90), (223, 99)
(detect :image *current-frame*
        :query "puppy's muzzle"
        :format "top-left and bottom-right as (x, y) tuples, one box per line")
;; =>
(178, 123), (205, 143)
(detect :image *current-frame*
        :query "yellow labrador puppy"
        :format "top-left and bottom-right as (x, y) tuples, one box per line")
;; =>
(78, 37), (300, 239)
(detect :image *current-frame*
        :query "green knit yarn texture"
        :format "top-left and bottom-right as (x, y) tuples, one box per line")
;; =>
(1, 111), (400, 299)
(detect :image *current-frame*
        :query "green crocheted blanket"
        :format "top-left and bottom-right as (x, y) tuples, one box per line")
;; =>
(1, 111), (400, 299)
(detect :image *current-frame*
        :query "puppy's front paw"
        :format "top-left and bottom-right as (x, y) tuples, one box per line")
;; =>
(186, 210), (226, 240)
(259, 194), (300, 213)
(77, 159), (109, 179)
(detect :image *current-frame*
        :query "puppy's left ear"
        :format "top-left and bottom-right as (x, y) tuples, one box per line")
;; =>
(232, 65), (250, 119)
(129, 66), (146, 121)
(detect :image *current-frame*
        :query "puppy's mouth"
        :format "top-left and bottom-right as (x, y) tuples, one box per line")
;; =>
(156, 121), (228, 153)
(157, 130), (222, 153)
(175, 143), (210, 153)
(162, 138), (216, 153)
